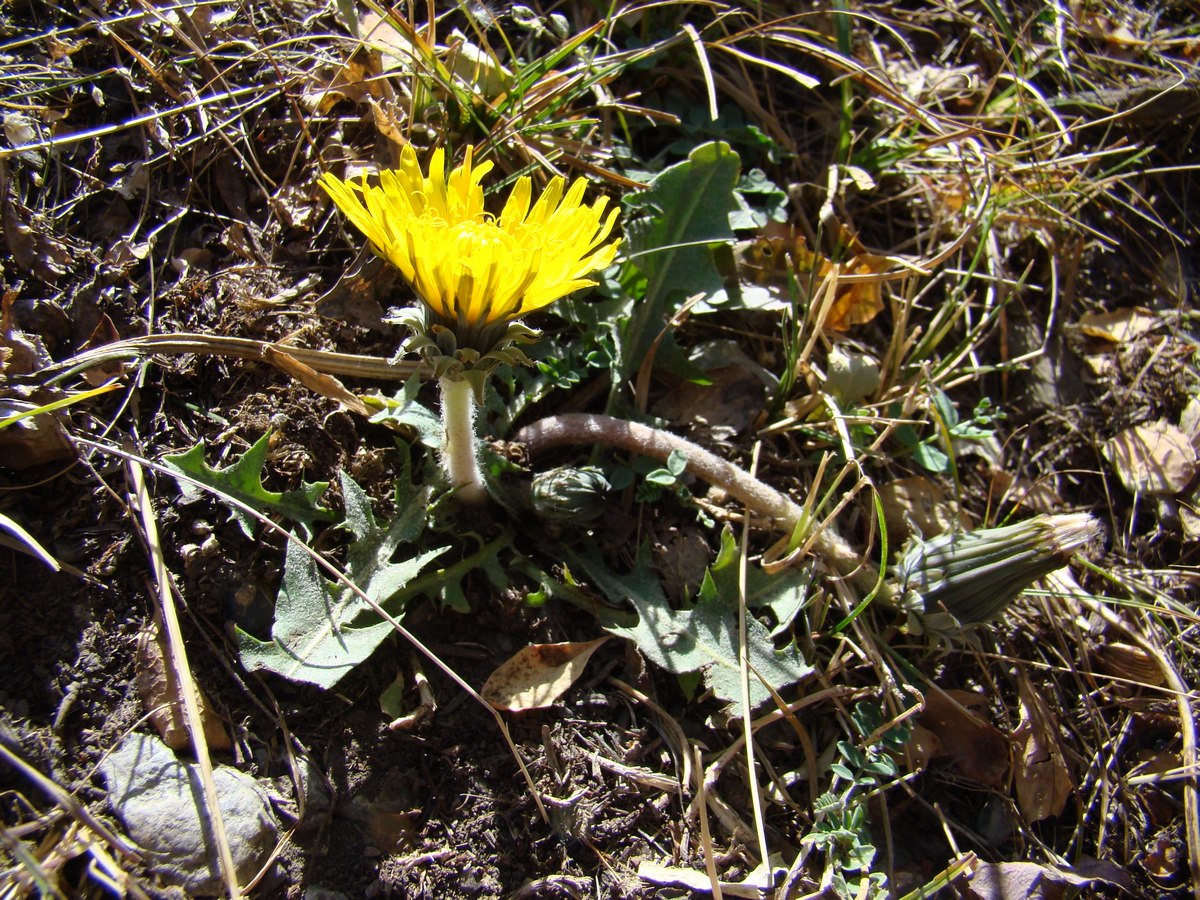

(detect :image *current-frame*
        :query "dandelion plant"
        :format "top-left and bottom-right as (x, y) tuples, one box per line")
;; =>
(320, 145), (620, 502)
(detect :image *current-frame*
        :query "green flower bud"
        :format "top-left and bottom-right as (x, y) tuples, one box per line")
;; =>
(896, 513), (1099, 636)
(531, 466), (611, 525)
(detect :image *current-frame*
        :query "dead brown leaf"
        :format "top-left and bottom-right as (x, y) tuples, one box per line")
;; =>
(1091, 642), (1166, 686)
(919, 689), (1009, 788)
(0, 292), (74, 468)
(823, 253), (888, 332)
(1103, 420), (1197, 497)
(2, 187), (74, 283)
(902, 722), (943, 772)
(79, 315), (124, 387)
(314, 263), (395, 332)
(1013, 671), (1073, 822)
(880, 476), (969, 544)
(1180, 396), (1200, 450)
(360, 11), (424, 73)
(135, 622), (231, 752)
(735, 227), (888, 332)
(302, 47), (386, 114)
(652, 364), (766, 435)
(368, 97), (410, 151)
(955, 858), (1133, 899)
(1182, 489), (1200, 542)
(262, 345), (371, 417)
(1076, 307), (1160, 344)
(0, 289), (52, 377)
(987, 469), (1064, 516)
(0, 400), (73, 469)
(482, 637), (610, 712)
(341, 795), (419, 855)
(1140, 831), (1184, 887)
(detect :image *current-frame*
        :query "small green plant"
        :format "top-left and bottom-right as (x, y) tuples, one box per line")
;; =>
(893, 390), (1004, 474)
(632, 447), (690, 503)
(806, 700), (912, 898)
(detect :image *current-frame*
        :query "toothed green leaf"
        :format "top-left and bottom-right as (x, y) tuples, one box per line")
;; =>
(699, 528), (813, 637)
(237, 472), (446, 688)
(364, 374), (442, 450)
(617, 141), (742, 391)
(164, 431), (334, 538)
(568, 543), (813, 713)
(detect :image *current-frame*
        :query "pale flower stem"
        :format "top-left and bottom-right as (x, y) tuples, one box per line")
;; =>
(439, 376), (487, 504)
(515, 413), (869, 583)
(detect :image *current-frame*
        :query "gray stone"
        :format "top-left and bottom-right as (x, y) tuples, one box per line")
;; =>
(99, 732), (278, 896)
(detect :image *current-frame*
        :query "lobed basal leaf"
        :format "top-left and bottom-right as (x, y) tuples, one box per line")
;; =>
(568, 540), (813, 713)
(237, 473), (446, 689)
(164, 431), (335, 538)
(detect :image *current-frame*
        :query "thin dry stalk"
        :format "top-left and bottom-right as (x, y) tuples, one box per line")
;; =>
(695, 746), (724, 900)
(0, 743), (141, 864)
(34, 333), (424, 387)
(1083, 598), (1200, 900)
(125, 458), (242, 899)
(608, 677), (695, 793)
(737, 444), (772, 867)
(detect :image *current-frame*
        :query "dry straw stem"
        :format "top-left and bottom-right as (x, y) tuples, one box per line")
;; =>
(1083, 597), (1200, 900)
(125, 457), (243, 898)
(0, 739), (144, 864)
(609, 676), (695, 793)
(735, 446), (772, 867)
(33, 333), (424, 387)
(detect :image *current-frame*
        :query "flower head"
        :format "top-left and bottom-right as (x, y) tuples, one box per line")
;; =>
(319, 145), (620, 364)
(895, 512), (1100, 640)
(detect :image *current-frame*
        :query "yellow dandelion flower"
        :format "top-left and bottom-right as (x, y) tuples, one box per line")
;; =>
(319, 145), (621, 336)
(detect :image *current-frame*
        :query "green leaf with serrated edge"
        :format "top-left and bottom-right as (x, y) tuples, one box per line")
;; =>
(164, 432), (334, 538)
(617, 141), (741, 390)
(567, 543), (813, 712)
(423, 529), (513, 613)
(700, 528), (812, 638)
(237, 472), (446, 688)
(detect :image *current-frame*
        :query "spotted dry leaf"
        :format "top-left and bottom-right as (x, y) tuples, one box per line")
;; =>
(482, 638), (610, 711)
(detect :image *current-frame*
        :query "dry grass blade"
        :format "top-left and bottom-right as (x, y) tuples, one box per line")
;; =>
(609, 677), (695, 794)
(737, 444), (771, 867)
(695, 745), (724, 900)
(1083, 598), (1200, 900)
(0, 742), (142, 864)
(124, 457), (242, 898)
(32, 334), (424, 387)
